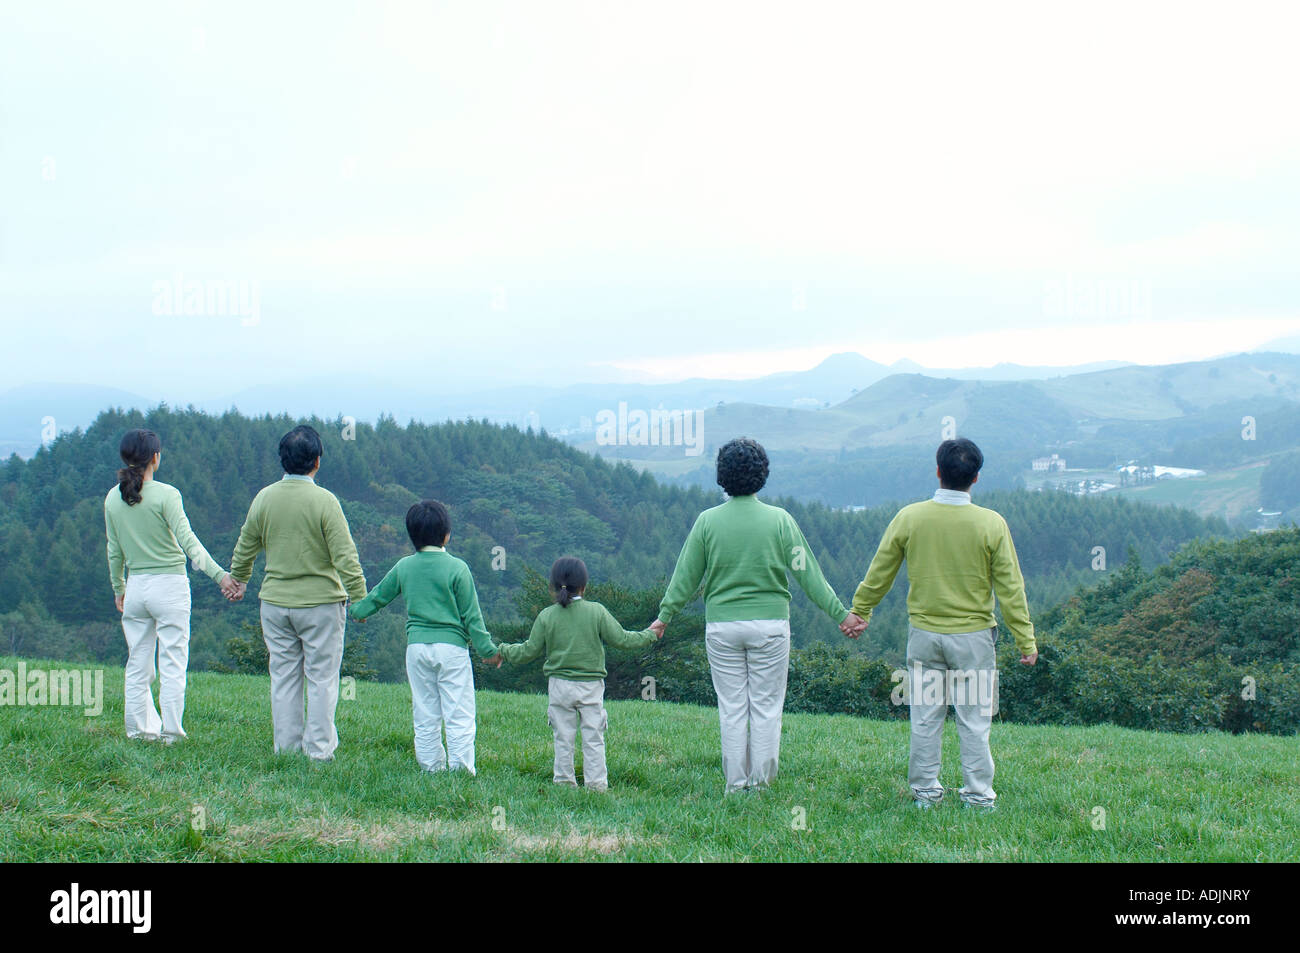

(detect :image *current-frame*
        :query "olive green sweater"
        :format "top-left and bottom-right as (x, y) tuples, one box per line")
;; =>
(229, 475), (367, 608)
(104, 480), (226, 595)
(349, 547), (497, 657)
(497, 599), (657, 681)
(850, 494), (1036, 655)
(657, 494), (849, 625)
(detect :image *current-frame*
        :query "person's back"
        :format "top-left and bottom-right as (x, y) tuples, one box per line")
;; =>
(527, 599), (650, 680)
(349, 500), (496, 774)
(233, 477), (365, 608)
(862, 497), (1031, 640)
(497, 557), (658, 790)
(849, 438), (1036, 810)
(227, 425), (366, 763)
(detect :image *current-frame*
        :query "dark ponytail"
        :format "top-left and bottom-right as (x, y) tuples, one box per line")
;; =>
(549, 556), (589, 608)
(118, 429), (161, 506)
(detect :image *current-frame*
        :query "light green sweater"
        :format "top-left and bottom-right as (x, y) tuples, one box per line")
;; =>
(104, 480), (226, 596)
(850, 497), (1036, 655)
(657, 494), (849, 625)
(498, 598), (657, 681)
(349, 547), (497, 657)
(229, 475), (367, 608)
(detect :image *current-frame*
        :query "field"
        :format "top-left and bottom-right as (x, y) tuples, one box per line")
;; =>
(2, 657), (1296, 862)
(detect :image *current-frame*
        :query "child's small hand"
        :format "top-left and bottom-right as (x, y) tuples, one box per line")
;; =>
(484, 654), (502, 668)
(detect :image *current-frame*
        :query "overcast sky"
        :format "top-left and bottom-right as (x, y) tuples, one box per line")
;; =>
(2, 0), (1298, 399)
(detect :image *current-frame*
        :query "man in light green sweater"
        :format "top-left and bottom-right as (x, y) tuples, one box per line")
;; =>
(848, 437), (1036, 809)
(349, 500), (497, 775)
(653, 437), (857, 793)
(229, 425), (367, 762)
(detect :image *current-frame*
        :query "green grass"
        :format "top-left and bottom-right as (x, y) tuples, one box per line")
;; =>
(2, 657), (1296, 862)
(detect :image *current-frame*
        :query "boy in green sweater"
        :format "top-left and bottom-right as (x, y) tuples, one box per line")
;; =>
(495, 556), (660, 791)
(350, 500), (497, 775)
(847, 437), (1037, 809)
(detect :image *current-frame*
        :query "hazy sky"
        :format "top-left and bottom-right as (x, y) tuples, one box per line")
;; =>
(3, 0), (1298, 399)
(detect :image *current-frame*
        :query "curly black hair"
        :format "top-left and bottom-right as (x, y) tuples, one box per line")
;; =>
(716, 437), (769, 496)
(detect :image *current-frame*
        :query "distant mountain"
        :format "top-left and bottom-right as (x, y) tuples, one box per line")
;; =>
(0, 383), (154, 459)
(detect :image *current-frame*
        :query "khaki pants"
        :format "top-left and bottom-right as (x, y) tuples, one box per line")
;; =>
(705, 619), (791, 793)
(121, 573), (191, 741)
(905, 624), (999, 805)
(260, 601), (347, 761)
(547, 677), (608, 790)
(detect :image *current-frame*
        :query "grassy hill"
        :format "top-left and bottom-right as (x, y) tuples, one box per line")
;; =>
(3, 658), (1296, 862)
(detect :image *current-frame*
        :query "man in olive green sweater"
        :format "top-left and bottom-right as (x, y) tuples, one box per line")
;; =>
(847, 438), (1037, 809)
(229, 426), (367, 762)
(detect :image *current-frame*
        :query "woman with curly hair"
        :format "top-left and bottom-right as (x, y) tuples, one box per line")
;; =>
(652, 437), (864, 793)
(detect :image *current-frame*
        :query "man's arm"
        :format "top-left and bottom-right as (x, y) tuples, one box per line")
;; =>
(990, 517), (1036, 659)
(349, 564), (401, 621)
(849, 511), (908, 621)
(323, 496), (368, 603)
(229, 496), (263, 584)
(657, 515), (707, 625)
(783, 513), (849, 624)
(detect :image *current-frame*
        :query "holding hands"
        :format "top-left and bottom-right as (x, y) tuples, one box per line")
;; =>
(219, 573), (246, 602)
(649, 619), (666, 640)
(839, 612), (867, 639)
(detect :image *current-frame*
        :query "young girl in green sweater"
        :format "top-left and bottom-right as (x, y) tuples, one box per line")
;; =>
(495, 557), (661, 791)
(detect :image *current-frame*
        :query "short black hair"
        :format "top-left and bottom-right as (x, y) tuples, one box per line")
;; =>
(937, 438), (984, 490)
(716, 437), (769, 497)
(550, 555), (589, 608)
(406, 500), (451, 549)
(279, 425), (323, 475)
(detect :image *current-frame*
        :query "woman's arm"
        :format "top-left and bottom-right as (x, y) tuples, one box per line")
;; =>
(782, 513), (849, 623)
(657, 514), (707, 625)
(163, 488), (227, 584)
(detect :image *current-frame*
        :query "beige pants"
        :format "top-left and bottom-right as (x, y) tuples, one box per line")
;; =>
(121, 573), (191, 741)
(705, 619), (791, 793)
(260, 601), (347, 761)
(905, 624), (999, 805)
(547, 677), (608, 790)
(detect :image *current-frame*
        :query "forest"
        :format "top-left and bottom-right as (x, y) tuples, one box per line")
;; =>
(0, 406), (1241, 703)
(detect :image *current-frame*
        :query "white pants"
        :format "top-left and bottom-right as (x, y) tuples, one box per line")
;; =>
(260, 601), (347, 761)
(705, 619), (791, 793)
(547, 677), (608, 790)
(407, 642), (478, 774)
(120, 573), (191, 741)
(905, 625), (999, 805)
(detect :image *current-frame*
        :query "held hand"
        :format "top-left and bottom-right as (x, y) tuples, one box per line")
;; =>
(839, 612), (867, 639)
(649, 619), (666, 640)
(484, 654), (503, 668)
(114, 593), (124, 613)
(1019, 651), (1039, 666)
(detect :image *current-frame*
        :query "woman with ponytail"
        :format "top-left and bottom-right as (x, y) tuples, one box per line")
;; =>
(103, 428), (240, 742)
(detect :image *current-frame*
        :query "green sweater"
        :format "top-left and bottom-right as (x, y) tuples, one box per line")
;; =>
(497, 598), (657, 681)
(850, 497), (1036, 655)
(229, 476), (368, 608)
(104, 480), (226, 595)
(657, 494), (849, 626)
(349, 548), (497, 657)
